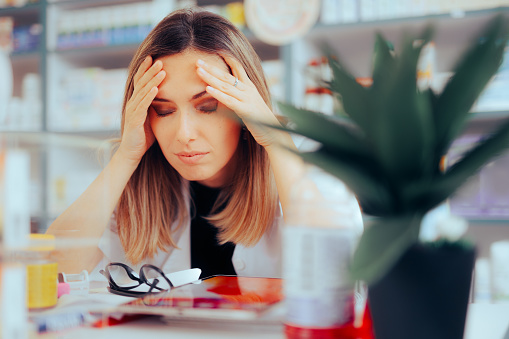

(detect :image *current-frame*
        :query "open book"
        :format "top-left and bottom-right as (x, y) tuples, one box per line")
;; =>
(113, 276), (284, 321)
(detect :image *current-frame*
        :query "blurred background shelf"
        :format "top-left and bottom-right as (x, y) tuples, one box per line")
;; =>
(1, 0), (509, 233)
(0, 2), (41, 15)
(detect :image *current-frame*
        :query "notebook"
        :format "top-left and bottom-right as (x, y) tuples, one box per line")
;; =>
(114, 275), (284, 321)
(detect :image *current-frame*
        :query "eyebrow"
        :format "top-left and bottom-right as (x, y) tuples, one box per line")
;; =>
(152, 90), (208, 103)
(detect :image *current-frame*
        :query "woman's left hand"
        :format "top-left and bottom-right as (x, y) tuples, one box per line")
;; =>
(196, 56), (282, 149)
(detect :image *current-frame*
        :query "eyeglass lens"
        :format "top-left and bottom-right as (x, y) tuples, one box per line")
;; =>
(107, 264), (141, 289)
(140, 265), (172, 291)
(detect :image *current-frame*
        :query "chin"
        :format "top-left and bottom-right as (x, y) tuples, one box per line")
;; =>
(177, 170), (214, 183)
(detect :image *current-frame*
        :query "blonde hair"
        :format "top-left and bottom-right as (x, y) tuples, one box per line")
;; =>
(117, 8), (279, 264)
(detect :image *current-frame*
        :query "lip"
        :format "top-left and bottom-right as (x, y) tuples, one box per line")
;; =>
(176, 151), (209, 165)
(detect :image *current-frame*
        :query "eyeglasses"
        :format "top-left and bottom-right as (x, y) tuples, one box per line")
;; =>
(100, 262), (174, 297)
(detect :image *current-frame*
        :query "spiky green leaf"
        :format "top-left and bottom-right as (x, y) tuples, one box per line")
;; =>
(405, 118), (509, 211)
(328, 57), (372, 134)
(371, 33), (397, 89)
(265, 16), (509, 286)
(350, 214), (422, 284)
(370, 28), (434, 182)
(434, 15), (509, 160)
(277, 102), (372, 159)
(298, 149), (395, 215)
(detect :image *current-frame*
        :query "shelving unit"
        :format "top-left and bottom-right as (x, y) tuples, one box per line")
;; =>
(286, 6), (509, 222)
(287, 7), (509, 104)
(2, 1), (509, 231)
(1, 0), (284, 232)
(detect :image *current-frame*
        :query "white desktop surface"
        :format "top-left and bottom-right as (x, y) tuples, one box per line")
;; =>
(33, 285), (286, 339)
(36, 317), (285, 339)
(465, 303), (509, 339)
(33, 288), (509, 339)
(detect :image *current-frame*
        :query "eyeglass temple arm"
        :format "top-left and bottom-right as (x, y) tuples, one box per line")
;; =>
(140, 264), (174, 289)
(100, 267), (142, 291)
(148, 279), (160, 293)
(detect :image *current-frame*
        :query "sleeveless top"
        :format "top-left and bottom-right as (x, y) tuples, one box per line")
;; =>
(190, 181), (236, 278)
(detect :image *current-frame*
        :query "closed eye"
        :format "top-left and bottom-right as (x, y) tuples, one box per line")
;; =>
(197, 100), (218, 114)
(152, 106), (176, 117)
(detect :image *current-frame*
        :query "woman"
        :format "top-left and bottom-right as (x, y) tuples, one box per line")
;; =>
(47, 8), (362, 280)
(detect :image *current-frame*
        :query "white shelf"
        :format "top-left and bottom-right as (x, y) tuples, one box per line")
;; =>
(286, 7), (509, 106)
(300, 8), (508, 81)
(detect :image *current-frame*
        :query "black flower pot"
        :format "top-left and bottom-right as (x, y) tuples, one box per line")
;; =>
(367, 243), (476, 339)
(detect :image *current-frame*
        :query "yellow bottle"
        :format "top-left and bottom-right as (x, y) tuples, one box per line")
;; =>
(25, 234), (58, 310)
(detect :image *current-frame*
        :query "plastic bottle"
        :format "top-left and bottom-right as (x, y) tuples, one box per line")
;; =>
(23, 234), (58, 310)
(0, 17), (13, 126)
(283, 166), (363, 338)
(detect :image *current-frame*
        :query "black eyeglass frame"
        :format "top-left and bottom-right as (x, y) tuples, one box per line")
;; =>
(100, 262), (174, 298)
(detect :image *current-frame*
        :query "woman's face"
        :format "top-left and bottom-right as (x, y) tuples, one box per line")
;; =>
(149, 50), (242, 188)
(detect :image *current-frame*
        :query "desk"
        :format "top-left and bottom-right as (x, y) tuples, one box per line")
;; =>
(465, 303), (509, 339)
(34, 299), (509, 339)
(33, 285), (286, 339)
(38, 317), (284, 339)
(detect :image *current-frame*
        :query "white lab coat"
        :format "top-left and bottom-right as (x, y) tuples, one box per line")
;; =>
(90, 201), (284, 281)
(90, 176), (363, 281)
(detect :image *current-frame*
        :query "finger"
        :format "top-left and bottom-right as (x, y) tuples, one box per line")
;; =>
(125, 71), (164, 123)
(133, 60), (163, 97)
(132, 87), (158, 125)
(196, 59), (239, 89)
(197, 66), (243, 97)
(222, 55), (249, 84)
(205, 86), (242, 113)
(129, 70), (165, 114)
(133, 56), (152, 86)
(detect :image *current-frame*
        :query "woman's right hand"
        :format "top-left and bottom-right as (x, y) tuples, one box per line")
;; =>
(117, 56), (165, 166)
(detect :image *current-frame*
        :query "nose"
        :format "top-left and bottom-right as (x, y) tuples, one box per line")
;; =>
(175, 110), (197, 145)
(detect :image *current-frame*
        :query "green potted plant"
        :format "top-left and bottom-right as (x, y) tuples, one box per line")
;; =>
(275, 15), (509, 339)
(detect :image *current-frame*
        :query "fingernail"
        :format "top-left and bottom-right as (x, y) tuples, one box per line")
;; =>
(206, 86), (215, 92)
(197, 67), (206, 75)
(197, 59), (205, 66)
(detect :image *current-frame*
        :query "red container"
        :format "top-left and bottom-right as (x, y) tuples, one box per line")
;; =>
(285, 304), (374, 339)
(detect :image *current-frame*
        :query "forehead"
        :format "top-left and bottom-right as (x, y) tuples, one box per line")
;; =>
(157, 50), (229, 76)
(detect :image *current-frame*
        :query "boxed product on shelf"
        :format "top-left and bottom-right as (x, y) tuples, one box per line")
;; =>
(223, 2), (246, 28)
(49, 67), (127, 131)
(320, 0), (342, 24)
(343, 0), (360, 23)
(56, 3), (153, 50)
(358, 0), (376, 21)
(201, 1), (246, 28)
(0, 16), (13, 128)
(12, 23), (41, 54)
(355, 0), (503, 23)
(49, 170), (98, 217)
(0, 0), (37, 8)
(431, 71), (454, 93)
(262, 59), (285, 103)
(3, 73), (42, 131)
(417, 41), (436, 91)
(320, 0), (360, 24)
(110, 3), (152, 46)
(304, 87), (335, 116)
(449, 135), (509, 218)
(99, 68), (128, 129)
